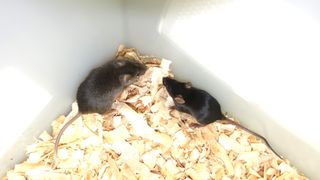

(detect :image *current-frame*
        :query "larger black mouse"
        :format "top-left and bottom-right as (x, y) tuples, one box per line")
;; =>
(54, 59), (147, 157)
(162, 77), (282, 159)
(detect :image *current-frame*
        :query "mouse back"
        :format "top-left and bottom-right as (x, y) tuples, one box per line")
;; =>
(77, 59), (146, 114)
(163, 77), (224, 125)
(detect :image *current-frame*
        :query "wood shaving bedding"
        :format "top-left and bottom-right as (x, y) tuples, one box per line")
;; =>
(3, 46), (307, 180)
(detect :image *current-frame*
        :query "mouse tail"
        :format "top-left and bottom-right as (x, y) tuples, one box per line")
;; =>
(54, 113), (82, 158)
(217, 118), (283, 159)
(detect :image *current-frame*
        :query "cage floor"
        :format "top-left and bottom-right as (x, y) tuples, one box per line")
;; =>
(3, 46), (307, 180)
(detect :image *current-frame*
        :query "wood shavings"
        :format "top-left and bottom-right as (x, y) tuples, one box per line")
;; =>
(141, 150), (160, 169)
(104, 125), (130, 144)
(218, 134), (242, 152)
(38, 131), (52, 141)
(186, 163), (211, 180)
(4, 45), (308, 180)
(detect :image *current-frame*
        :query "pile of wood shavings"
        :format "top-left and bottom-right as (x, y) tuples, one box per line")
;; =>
(3, 46), (307, 180)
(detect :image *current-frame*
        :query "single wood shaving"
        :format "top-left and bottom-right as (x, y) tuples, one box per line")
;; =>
(3, 45), (308, 180)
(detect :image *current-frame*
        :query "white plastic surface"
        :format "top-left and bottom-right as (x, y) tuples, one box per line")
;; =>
(0, 0), (124, 175)
(1, 0), (320, 178)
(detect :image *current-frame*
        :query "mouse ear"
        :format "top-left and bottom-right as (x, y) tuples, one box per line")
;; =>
(185, 82), (192, 89)
(115, 60), (126, 67)
(174, 95), (185, 104)
(119, 74), (133, 84)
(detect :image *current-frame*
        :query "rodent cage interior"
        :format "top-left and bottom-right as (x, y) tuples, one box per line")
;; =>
(0, 0), (320, 178)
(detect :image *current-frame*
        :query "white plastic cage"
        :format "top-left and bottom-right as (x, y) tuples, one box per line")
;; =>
(1, 0), (320, 178)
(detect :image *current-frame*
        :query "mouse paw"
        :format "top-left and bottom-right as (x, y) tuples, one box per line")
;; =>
(189, 123), (203, 128)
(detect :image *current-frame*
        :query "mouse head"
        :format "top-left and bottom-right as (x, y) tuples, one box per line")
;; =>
(115, 59), (147, 85)
(162, 77), (192, 104)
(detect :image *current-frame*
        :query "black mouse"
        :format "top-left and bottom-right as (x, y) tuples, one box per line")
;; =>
(54, 59), (147, 157)
(162, 77), (282, 159)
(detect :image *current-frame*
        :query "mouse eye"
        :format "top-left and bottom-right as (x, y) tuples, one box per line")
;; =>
(119, 74), (133, 84)
(135, 71), (141, 76)
(174, 95), (185, 104)
(185, 82), (192, 89)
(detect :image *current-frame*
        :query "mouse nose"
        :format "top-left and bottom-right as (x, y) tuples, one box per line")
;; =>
(162, 77), (168, 85)
(140, 64), (147, 72)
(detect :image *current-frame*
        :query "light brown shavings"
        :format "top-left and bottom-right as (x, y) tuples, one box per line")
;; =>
(4, 46), (308, 180)
(116, 44), (141, 61)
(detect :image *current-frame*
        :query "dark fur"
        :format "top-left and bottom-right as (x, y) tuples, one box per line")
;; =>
(162, 77), (282, 159)
(54, 59), (146, 157)
(163, 77), (224, 124)
(77, 59), (146, 114)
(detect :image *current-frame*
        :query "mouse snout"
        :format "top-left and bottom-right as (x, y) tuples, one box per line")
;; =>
(134, 62), (147, 76)
(163, 77), (179, 87)
(139, 64), (147, 75)
(162, 77), (173, 87)
(162, 77), (176, 95)
(162, 77), (171, 89)
(163, 77), (173, 83)
(162, 77), (168, 86)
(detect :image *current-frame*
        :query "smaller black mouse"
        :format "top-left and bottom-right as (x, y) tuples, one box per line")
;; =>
(162, 77), (282, 159)
(54, 59), (147, 157)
